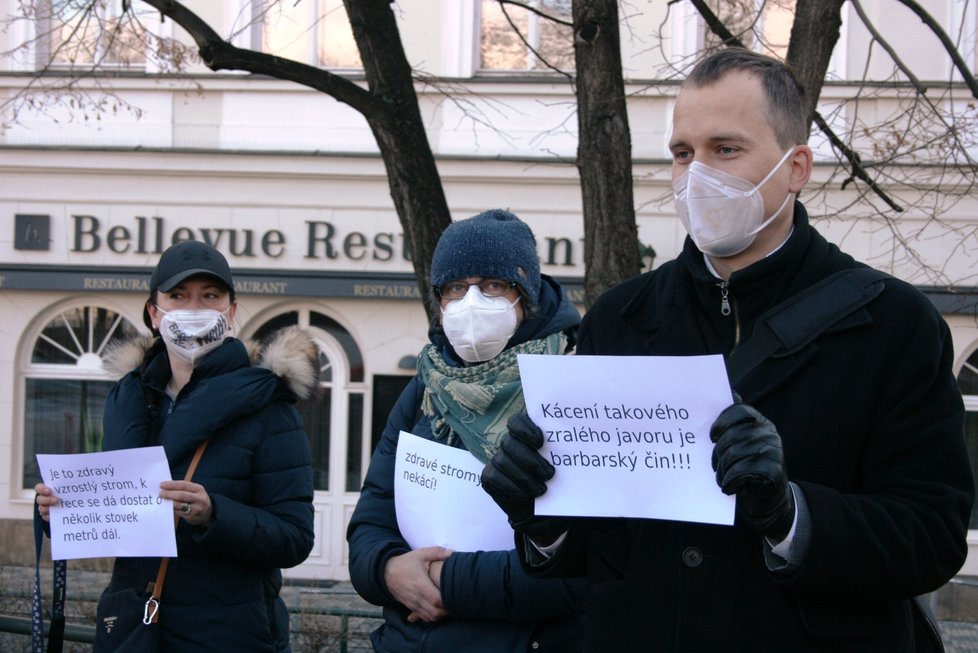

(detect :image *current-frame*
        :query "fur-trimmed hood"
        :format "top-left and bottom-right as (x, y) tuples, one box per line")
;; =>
(102, 326), (320, 400)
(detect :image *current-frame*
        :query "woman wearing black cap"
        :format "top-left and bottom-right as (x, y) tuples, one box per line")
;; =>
(347, 209), (584, 652)
(35, 240), (317, 652)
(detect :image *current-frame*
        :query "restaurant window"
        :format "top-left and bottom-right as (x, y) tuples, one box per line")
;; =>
(254, 0), (361, 69)
(21, 304), (140, 489)
(480, 0), (574, 72)
(34, 0), (148, 69)
(701, 0), (796, 59)
(250, 309), (366, 493)
(371, 374), (415, 454)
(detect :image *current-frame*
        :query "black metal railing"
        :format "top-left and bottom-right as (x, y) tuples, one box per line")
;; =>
(0, 604), (383, 653)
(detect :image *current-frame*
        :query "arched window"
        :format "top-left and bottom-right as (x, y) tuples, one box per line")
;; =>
(21, 304), (141, 489)
(250, 309), (365, 494)
(957, 347), (978, 528)
(246, 306), (369, 579)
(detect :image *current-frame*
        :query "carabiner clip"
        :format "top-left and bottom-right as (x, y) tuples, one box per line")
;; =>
(143, 597), (160, 625)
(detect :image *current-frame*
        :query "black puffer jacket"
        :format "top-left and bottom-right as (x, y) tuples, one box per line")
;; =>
(534, 204), (974, 653)
(100, 327), (317, 652)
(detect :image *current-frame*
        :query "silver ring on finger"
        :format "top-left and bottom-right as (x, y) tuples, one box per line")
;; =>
(181, 502), (191, 514)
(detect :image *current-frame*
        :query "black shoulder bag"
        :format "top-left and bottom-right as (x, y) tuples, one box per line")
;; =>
(723, 267), (944, 653)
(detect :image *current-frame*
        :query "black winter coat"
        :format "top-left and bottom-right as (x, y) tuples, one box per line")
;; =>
(533, 204), (974, 653)
(99, 329), (317, 652)
(347, 275), (585, 653)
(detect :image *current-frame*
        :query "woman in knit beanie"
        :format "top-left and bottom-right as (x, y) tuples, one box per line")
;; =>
(348, 209), (584, 652)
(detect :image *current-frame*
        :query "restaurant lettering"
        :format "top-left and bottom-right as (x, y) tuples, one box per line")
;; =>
(70, 215), (413, 264)
(69, 214), (581, 268)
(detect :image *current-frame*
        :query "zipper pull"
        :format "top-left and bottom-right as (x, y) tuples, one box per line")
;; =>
(718, 282), (732, 316)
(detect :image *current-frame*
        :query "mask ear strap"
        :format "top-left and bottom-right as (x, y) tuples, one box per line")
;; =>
(746, 147), (797, 197)
(223, 305), (235, 333)
(747, 191), (794, 237)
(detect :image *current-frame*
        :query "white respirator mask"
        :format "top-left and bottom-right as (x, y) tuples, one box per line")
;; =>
(156, 307), (231, 364)
(441, 286), (520, 363)
(673, 148), (795, 257)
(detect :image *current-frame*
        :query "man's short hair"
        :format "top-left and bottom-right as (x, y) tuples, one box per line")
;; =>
(684, 47), (809, 148)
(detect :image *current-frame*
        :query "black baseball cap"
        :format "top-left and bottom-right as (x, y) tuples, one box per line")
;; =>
(150, 241), (235, 294)
(143, 241), (235, 330)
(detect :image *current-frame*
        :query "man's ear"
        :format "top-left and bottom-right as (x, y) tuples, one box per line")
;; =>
(788, 145), (813, 193)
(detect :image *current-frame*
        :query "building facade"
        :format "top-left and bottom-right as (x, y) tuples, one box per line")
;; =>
(1, 0), (978, 581)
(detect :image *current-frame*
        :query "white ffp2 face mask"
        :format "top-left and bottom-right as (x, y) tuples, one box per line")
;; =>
(673, 148), (795, 257)
(441, 287), (520, 363)
(157, 307), (231, 364)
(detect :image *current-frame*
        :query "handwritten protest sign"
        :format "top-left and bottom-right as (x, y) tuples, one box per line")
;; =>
(517, 354), (736, 525)
(37, 447), (177, 560)
(394, 432), (513, 552)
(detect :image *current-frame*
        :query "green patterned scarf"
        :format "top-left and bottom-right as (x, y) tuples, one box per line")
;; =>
(418, 332), (566, 464)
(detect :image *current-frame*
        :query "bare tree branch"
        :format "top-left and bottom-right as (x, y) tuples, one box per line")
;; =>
(497, 0), (574, 28)
(127, 0), (451, 318)
(138, 0), (384, 116)
(894, 0), (978, 99)
(811, 113), (903, 212)
(496, 1), (574, 81)
(686, 0), (739, 46)
(849, 0), (926, 95)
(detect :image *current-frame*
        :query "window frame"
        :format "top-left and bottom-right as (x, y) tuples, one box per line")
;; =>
(29, 0), (155, 72)
(15, 299), (141, 498)
(477, 0), (575, 75)
(249, 0), (361, 70)
(240, 304), (369, 493)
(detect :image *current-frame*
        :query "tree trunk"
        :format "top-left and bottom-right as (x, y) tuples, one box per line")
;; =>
(344, 0), (452, 321)
(573, 0), (639, 308)
(785, 0), (846, 137)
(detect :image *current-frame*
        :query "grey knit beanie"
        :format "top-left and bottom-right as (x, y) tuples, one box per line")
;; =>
(431, 209), (541, 303)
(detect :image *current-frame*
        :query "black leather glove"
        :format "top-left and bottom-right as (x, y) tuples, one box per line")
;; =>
(482, 413), (564, 544)
(710, 403), (795, 541)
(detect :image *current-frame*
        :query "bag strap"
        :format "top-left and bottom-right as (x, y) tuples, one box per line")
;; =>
(725, 268), (889, 388)
(143, 440), (209, 625)
(31, 502), (66, 653)
(913, 594), (946, 653)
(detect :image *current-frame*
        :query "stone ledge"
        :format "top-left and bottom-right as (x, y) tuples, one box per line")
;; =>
(936, 576), (978, 623)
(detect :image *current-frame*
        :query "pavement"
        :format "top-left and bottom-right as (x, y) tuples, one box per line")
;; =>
(942, 620), (978, 652)
(4, 566), (978, 651)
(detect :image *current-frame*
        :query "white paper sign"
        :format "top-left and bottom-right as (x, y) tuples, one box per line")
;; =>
(518, 354), (736, 525)
(37, 447), (177, 560)
(394, 432), (514, 552)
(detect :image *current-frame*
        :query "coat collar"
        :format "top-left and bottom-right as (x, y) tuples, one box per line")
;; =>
(103, 326), (320, 401)
(614, 203), (866, 390)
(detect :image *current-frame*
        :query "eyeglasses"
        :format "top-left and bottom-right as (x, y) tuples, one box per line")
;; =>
(436, 278), (517, 301)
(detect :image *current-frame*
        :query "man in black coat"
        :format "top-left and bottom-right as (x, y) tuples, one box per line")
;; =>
(481, 47), (975, 652)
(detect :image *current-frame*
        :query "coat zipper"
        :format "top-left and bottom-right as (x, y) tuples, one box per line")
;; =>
(717, 280), (741, 346)
(718, 281), (732, 317)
